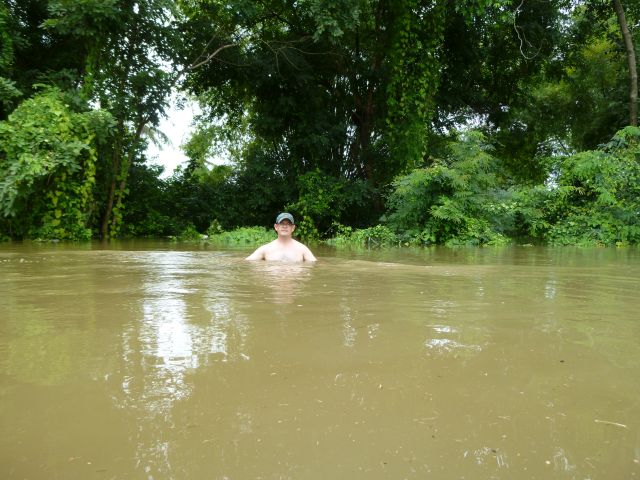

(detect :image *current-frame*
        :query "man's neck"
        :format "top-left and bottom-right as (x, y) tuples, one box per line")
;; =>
(276, 235), (294, 244)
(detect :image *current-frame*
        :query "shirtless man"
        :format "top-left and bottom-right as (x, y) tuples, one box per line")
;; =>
(246, 213), (317, 262)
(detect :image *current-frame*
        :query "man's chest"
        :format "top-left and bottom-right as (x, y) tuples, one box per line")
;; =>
(264, 248), (303, 262)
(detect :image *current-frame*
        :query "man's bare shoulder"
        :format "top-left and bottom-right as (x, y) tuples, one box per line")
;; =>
(293, 239), (317, 261)
(245, 240), (277, 260)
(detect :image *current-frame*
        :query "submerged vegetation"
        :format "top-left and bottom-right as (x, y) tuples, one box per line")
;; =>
(1, 1), (640, 246)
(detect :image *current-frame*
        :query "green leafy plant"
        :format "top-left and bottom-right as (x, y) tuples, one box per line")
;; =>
(540, 127), (640, 245)
(0, 87), (113, 240)
(286, 169), (370, 241)
(330, 224), (398, 248)
(177, 224), (202, 241)
(385, 131), (512, 246)
(207, 226), (276, 246)
(205, 219), (224, 237)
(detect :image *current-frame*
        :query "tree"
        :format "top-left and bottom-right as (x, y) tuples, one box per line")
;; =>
(0, 1), (191, 239)
(0, 87), (113, 239)
(515, 126), (640, 246)
(482, 0), (637, 162)
(612, 0), (637, 126)
(0, 0), (93, 119)
(43, 0), (188, 238)
(178, 0), (452, 223)
(0, 2), (21, 118)
(435, 0), (569, 182)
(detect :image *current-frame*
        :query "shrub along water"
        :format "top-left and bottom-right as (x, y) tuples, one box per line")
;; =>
(382, 131), (512, 246)
(517, 127), (640, 246)
(327, 127), (640, 248)
(205, 225), (276, 246)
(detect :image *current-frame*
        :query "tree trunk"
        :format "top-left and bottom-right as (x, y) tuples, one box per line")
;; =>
(100, 136), (123, 239)
(100, 176), (117, 239)
(613, 0), (638, 126)
(100, 119), (148, 239)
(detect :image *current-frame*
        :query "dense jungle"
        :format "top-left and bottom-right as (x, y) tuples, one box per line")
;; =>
(1, 0), (639, 247)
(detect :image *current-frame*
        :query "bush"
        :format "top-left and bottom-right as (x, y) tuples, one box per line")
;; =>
(177, 224), (203, 241)
(206, 226), (275, 246)
(327, 224), (398, 248)
(516, 127), (640, 246)
(286, 169), (373, 240)
(384, 131), (512, 245)
(0, 87), (113, 240)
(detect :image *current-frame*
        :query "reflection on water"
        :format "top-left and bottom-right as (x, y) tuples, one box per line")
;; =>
(424, 324), (484, 356)
(0, 244), (639, 479)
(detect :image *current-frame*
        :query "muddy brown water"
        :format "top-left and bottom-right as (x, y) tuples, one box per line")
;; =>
(1, 241), (639, 479)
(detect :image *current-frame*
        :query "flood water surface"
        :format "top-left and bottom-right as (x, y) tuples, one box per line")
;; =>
(1, 243), (639, 479)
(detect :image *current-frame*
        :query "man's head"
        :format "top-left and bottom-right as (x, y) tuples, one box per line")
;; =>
(274, 212), (295, 236)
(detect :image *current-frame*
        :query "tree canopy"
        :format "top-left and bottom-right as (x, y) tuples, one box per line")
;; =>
(1, 0), (639, 246)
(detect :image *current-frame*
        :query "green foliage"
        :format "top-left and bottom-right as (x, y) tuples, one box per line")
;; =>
(518, 30), (628, 153)
(385, 131), (511, 246)
(0, 3), (12, 73)
(385, 1), (445, 171)
(0, 77), (23, 112)
(304, 0), (370, 41)
(285, 169), (371, 240)
(45, 0), (184, 238)
(437, 0), (569, 181)
(189, 157), (282, 230)
(121, 210), (177, 238)
(180, 0), (452, 212)
(177, 223), (202, 241)
(0, 87), (114, 240)
(0, 4), (21, 116)
(383, 127), (640, 247)
(119, 163), (179, 237)
(525, 127), (640, 245)
(452, 0), (510, 21)
(177, 0), (585, 222)
(0, 0), (188, 239)
(205, 219), (224, 236)
(3, 0), (637, 248)
(44, 0), (121, 37)
(560, 34), (626, 149)
(327, 224), (398, 248)
(206, 226), (275, 246)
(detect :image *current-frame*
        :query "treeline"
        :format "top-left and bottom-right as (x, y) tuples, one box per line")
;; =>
(1, 1), (639, 246)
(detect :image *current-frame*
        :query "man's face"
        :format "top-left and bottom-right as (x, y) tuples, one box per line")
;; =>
(275, 220), (295, 236)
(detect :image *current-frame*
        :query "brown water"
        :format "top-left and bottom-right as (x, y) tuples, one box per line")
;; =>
(0, 241), (639, 480)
